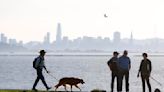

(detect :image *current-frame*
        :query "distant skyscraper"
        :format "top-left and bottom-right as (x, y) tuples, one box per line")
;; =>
(56, 23), (62, 42)
(0, 33), (7, 44)
(113, 31), (121, 44)
(47, 32), (50, 43)
(130, 31), (133, 44)
(9, 39), (17, 45)
(18, 41), (23, 46)
(44, 32), (50, 44)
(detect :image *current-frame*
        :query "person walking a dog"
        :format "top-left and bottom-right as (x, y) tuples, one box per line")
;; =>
(117, 50), (131, 92)
(32, 50), (51, 91)
(107, 51), (119, 92)
(137, 53), (152, 92)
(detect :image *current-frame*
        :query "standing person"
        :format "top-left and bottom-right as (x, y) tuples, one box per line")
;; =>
(32, 50), (51, 91)
(137, 53), (152, 92)
(117, 50), (131, 92)
(107, 51), (119, 92)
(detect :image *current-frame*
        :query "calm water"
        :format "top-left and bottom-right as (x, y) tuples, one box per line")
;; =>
(0, 53), (164, 91)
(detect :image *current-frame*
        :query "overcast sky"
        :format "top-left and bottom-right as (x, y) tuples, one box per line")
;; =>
(0, 0), (164, 43)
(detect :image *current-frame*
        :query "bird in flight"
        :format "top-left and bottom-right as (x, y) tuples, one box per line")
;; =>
(104, 14), (108, 18)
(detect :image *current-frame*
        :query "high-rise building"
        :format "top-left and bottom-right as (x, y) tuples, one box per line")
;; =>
(0, 33), (7, 44)
(44, 32), (50, 44)
(9, 39), (17, 45)
(113, 31), (121, 44)
(18, 41), (23, 46)
(130, 31), (133, 44)
(56, 23), (62, 43)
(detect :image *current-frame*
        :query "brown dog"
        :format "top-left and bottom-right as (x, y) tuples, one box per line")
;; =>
(54, 77), (85, 91)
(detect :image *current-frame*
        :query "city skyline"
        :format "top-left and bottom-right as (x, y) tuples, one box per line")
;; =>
(0, 22), (135, 45)
(1, 28), (127, 44)
(0, 22), (162, 43)
(0, 22), (162, 44)
(1, 25), (164, 52)
(0, 0), (164, 43)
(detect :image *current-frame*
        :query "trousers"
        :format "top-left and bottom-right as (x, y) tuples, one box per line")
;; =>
(32, 68), (49, 89)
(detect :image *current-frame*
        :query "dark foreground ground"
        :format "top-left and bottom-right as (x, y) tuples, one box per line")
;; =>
(0, 89), (106, 92)
(0, 89), (50, 92)
(0, 89), (72, 92)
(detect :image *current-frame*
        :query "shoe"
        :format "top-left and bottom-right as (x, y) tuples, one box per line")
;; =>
(32, 88), (38, 92)
(47, 87), (51, 91)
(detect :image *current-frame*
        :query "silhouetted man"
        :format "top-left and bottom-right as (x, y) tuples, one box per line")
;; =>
(137, 53), (152, 92)
(32, 50), (51, 91)
(118, 50), (131, 92)
(107, 51), (119, 92)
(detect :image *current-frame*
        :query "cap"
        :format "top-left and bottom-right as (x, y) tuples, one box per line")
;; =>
(113, 51), (119, 55)
(39, 50), (46, 54)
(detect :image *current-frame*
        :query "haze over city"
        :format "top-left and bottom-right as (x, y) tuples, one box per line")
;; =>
(0, 0), (164, 43)
(0, 22), (164, 52)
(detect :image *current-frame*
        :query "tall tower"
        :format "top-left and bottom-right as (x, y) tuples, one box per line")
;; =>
(56, 23), (62, 42)
(47, 32), (50, 44)
(44, 32), (50, 44)
(113, 31), (121, 44)
(130, 31), (133, 44)
(1, 33), (7, 44)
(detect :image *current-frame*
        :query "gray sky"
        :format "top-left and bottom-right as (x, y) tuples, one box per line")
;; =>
(0, 0), (164, 43)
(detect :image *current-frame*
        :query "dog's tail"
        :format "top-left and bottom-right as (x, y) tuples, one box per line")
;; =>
(55, 84), (59, 88)
(54, 83), (60, 91)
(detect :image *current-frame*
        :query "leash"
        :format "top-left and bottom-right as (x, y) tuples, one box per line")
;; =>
(150, 76), (162, 86)
(47, 73), (59, 81)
